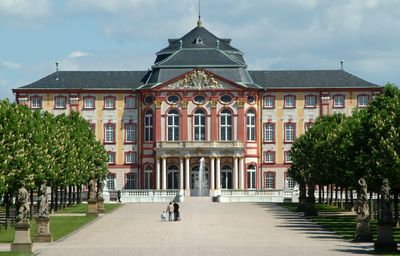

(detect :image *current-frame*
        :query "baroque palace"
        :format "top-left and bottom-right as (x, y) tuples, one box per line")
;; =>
(13, 20), (380, 200)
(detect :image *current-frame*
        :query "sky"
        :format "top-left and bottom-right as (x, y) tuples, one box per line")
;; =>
(1, 0), (400, 100)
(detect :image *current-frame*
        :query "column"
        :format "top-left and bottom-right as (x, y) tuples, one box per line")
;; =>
(179, 158), (184, 190)
(216, 157), (221, 190)
(233, 156), (238, 190)
(156, 158), (160, 190)
(237, 98), (245, 141)
(210, 156), (215, 190)
(155, 99), (162, 141)
(181, 100), (188, 140)
(162, 157), (167, 190)
(211, 99), (218, 141)
(239, 156), (244, 190)
(185, 156), (190, 191)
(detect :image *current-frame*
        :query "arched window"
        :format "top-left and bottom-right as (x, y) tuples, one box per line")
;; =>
(125, 173), (136, 189)
(247, 165), (256, 190)
(247, 109), (255, 141)
(167, 109), (180, 141)
(144, 110), (153, 142)
(194, 109), (206, 141)
(220, 109), (232, 141)
(167, 165), (179, 189)
(221, 164), (232, 189)
(144, 166), (153, 189)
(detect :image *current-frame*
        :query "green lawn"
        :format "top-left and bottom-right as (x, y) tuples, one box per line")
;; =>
(57, 203), (120, 213)
(0, 252), (31, 256)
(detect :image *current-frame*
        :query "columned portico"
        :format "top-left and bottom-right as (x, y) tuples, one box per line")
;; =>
(210, 156), (215, 190)
(161, 157), (167, 190)
(233, 156), (239, 190)
(185, 156), (190, 196)
(216, 157), (221, 191)
(179, 158), (184, 190)
(156, 158), (160, 190)
(239, 157), (244, 190)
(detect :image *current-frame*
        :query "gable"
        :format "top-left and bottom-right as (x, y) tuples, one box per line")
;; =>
(155, 69), (247, 91)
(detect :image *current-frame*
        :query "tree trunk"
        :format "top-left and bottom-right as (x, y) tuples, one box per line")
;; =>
(72, 185), (76, 205)
(330, 184), (334, 205)
(318, 185), (322, 203)
(50, 188), (54, 213)
(29, 190), (34, 220)
(64, 188), (68, 208)
(326, 185), (330, 204)
(394, 189), (399, 227)
(334, 185), (338, 206)
(340, 187), (344, 209)
(345, 187), (349, 210)
(77, 185), (82, 204)
(4, 193), (10, 229)
(322, 185), (325, 204)
(350, 189), (354, 209)
(54, 187), (59, 212)
(370, 191), (374, 220)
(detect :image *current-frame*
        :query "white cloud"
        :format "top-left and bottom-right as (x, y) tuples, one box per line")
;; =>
(0, 60), (22, 69)
(0, 0), (52, 19)
(69, 51), (93, 58)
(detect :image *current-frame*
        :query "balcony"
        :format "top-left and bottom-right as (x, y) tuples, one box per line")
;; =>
(155, 141), (244, 157)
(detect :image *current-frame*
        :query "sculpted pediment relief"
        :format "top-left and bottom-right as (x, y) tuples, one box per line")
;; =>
(166, 70), (235, 90)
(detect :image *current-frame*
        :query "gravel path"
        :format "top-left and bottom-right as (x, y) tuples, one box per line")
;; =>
(34, 198), (374, 256)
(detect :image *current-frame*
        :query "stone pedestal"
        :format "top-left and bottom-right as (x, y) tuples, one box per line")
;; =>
(353, 216), (372, 242)
(11, 222), (32, 253)
(184, 189), (191, 197)
(291, 191), (299, 203)
(34, 217), (52, 242)
(374, 225), (398, 253)
(87, 199), (99, 216)
(103, 191), (110, 203)
(97, 197), (105, 213)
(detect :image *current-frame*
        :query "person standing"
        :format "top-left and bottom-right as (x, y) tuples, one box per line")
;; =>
(166, 202), (174, 221)
(173, 202), (180, 221)
(117, 190), (121, 203)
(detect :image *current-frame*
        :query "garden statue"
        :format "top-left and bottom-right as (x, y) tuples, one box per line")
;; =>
(97, 179), (104, 199)
(378, 179), (393, 225)
(16, 184), (30, 223)
(38, 180), (49, 218)
(355, 178), (369, 218)
(89, 178), (97, 200)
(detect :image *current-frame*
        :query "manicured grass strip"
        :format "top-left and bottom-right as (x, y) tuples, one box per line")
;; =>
(57, 203), (120, 214)
(47, 215), (97, 241)
(280, 202), (347, 212)
(0, 252), (31, 256)
(0, 215), (96, 243)
(104, 203), (120, 213)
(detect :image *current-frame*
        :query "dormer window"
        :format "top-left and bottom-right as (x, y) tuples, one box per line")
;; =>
(194, 36), (204, 45)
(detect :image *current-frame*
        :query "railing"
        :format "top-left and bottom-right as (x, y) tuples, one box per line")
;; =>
(156, 141), (244, 148)
(119, 190), (181, 203)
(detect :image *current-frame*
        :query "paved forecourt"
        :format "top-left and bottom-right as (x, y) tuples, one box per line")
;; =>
(35, 198), (372, 256)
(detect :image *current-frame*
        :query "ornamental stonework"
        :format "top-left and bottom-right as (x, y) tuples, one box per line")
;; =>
(167, 70), (222, 89)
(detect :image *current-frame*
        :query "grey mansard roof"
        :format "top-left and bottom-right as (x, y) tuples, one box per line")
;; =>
(16, 71), (150, 90)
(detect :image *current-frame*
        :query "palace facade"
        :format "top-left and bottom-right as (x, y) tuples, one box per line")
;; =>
(13, 21), (381, 197)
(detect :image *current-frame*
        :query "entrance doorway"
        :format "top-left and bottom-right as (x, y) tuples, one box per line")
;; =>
(191, 165), (209, 196)
(221, 164), (232, 189)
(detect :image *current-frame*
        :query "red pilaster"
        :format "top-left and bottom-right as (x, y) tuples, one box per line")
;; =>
(155, 99), (162, 141)
(237, 97), (245, 141)
(181, 100), (188, 140)
(211, 99), (218, 141)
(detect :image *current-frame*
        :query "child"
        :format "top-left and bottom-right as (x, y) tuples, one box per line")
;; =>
(161, 211), (166, 222)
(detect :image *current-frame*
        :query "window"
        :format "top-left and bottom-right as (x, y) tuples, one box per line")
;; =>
(104, 96), (115, 109)
(247, 109), (256, 141)
(144, 95), (154, 104)
(125, 173), (136, 189)
(265, 172), (275, 189)
(167, 165), (179, 189)
(104, 123), (116, 143)
(194, 95), (206, 104)
(357, 95), (369, 107)
(144, 166), (153, 189)
(221, 165), (232, 189)
(285, 151), (292, 163)
(125, 152), (136, 164)
(304, 122), (313, 132)
(220, 95), (232, 104)
(125, 96), (136, 109)
(167, 109), (180, 141)
(305, 95), (317, 108)
(167, 95), (180, 104)
(285, 123), (296, 143)
(31, 96), (42, 109)
(284, 95), (296, 108)
(194, 109), (206, 141)
(333, 95), (345, 108)
(265, 151), (275, 164)
(264, 123), (275, 143)
(83, 97), (95, 109)
(54, 96), (66, 109)
(247, 95), (255, 104)
(125, 123), (136, 143)
(247, 165), (256, 190)
(144, 110), (153, 142)
(106, 173), (116, 190)
(264, 95), (275, 108)
(107, 152), (116, 164)
(220, 109), (232, 141)
(285, 175), (296, 190)
(88, 123), (96, 133)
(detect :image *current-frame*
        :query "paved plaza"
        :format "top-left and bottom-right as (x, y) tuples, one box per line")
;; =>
(30, 198), (373, 256)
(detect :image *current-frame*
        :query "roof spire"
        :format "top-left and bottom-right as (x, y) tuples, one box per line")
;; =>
(197, 0), (202, 27)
